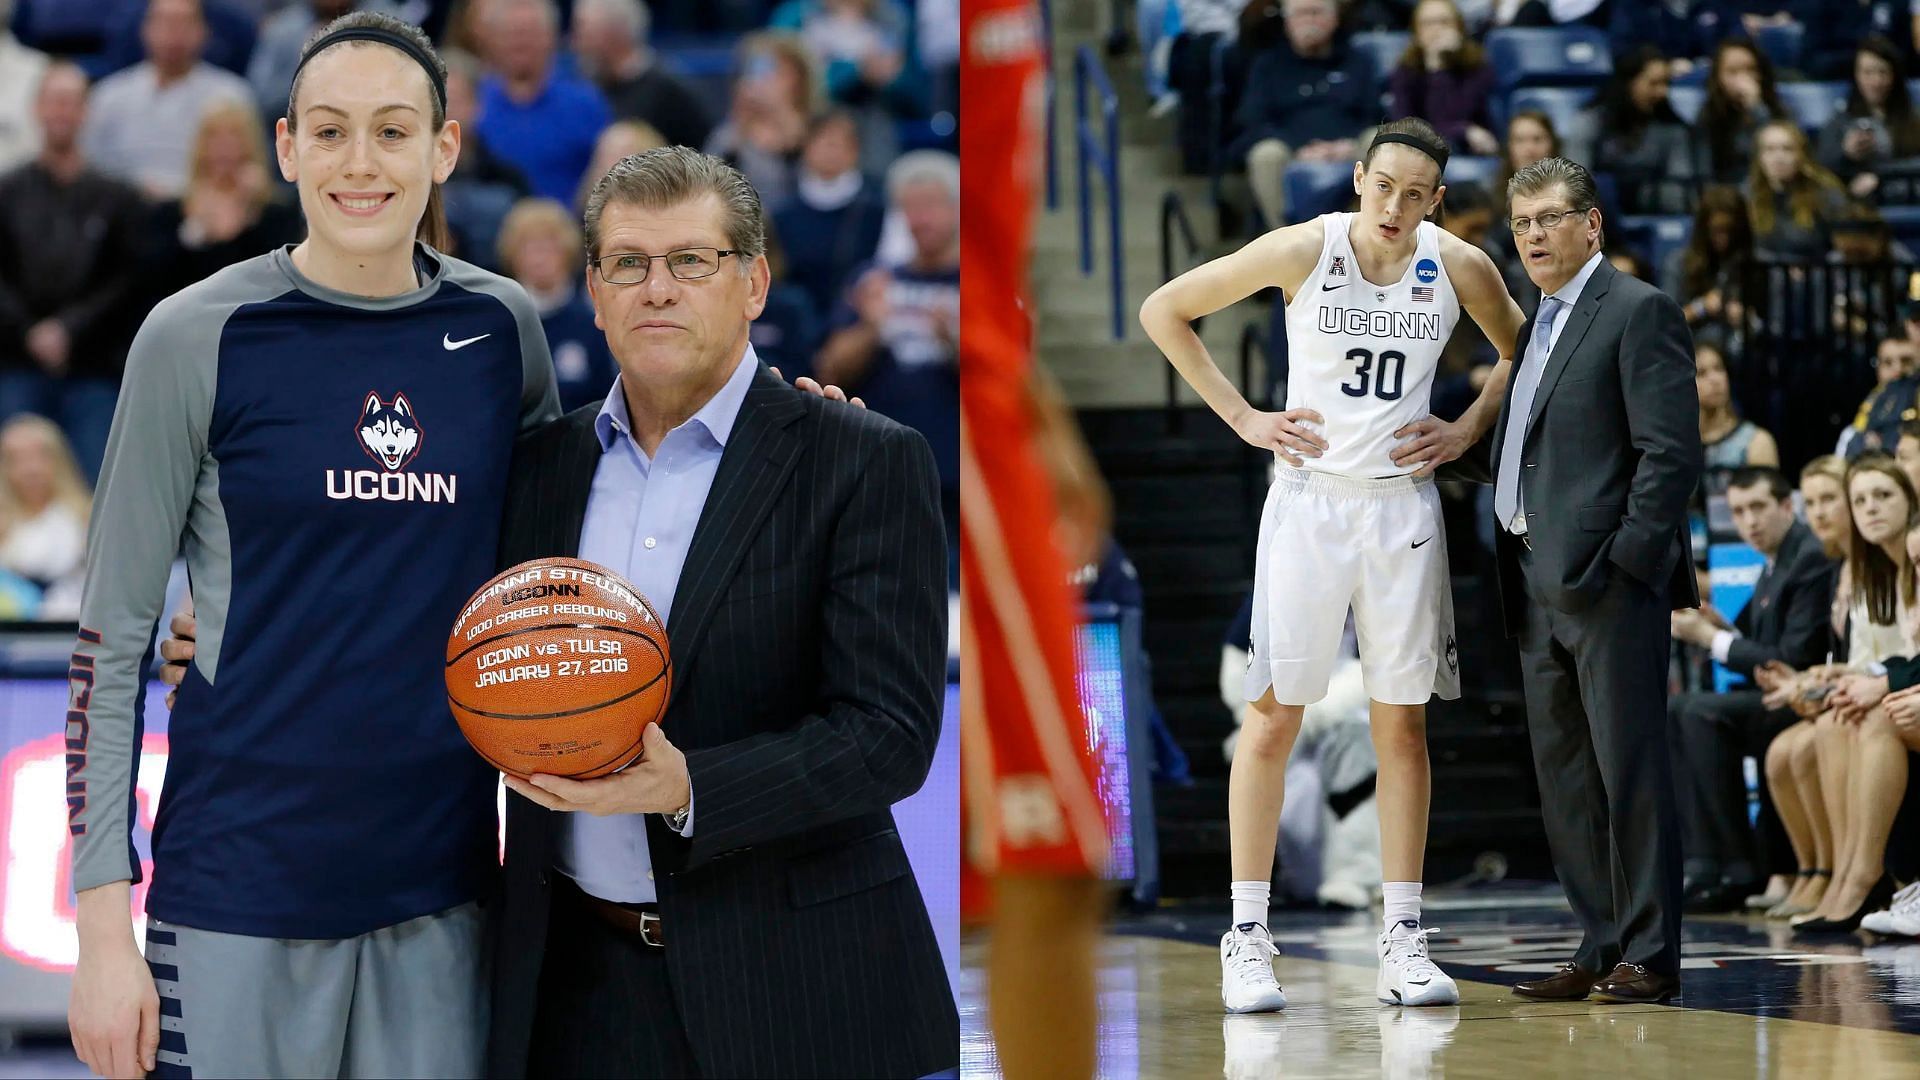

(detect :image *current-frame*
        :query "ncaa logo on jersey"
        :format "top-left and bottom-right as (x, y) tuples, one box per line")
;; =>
(1414, 258), (1439, 284)
(324, 392), (459, 503)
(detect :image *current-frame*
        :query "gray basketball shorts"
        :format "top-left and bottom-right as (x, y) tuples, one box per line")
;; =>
(144, 902), (487, 1079)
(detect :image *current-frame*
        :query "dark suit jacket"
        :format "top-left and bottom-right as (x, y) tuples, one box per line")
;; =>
(1484, 258), (1704, 635)
(1722, 520), (1837, 678)
(486, 364), (958, 1079)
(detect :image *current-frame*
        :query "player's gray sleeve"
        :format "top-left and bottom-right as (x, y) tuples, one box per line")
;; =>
(67, 290), (222, 893)
(445, 262), (561, 430)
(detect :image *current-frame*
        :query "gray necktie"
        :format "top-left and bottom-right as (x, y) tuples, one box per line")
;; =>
(1494, 296), (1565, 533)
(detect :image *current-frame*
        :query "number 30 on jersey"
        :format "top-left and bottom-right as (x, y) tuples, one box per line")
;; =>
(1340, 347), (1406, 401)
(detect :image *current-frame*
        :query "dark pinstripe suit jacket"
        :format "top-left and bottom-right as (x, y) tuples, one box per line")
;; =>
(486, 364), (958, 1079)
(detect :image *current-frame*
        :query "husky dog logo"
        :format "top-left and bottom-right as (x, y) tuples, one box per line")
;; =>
(358, 392), (422, 472)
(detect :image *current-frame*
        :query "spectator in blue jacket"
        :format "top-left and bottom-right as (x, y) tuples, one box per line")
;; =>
(1227, 0), (1378, 228)
(496, 198), (617, 413)
(474, 0), (614, 204)
(773, 110), (886, 314)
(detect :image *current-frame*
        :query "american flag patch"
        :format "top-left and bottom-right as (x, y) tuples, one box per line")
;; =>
(1411, 286), (1434, 302)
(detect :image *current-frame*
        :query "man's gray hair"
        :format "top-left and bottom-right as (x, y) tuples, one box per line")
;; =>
(886, 149), (959, 204)
(576, 0), (649, 45)
(1506, 156), (1600, 213)
(583, 145), (766, 265)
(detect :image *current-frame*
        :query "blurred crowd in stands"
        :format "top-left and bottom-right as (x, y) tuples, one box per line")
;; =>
(1147, 0), (1920, 935)
(0, 0), (959, 619)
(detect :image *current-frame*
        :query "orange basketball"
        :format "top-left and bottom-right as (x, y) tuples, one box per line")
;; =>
(445, 557), (671, 780)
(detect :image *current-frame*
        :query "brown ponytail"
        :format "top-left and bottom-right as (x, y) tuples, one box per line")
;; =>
(420, 183), (450, 251)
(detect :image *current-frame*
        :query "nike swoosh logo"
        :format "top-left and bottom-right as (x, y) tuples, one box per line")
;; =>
(443, 333), (491, 350)
(1412, 536), (1433, 549)
(1321, 282), (1347, 291)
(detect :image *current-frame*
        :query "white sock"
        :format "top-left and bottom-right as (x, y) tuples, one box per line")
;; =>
(1231, 880), (1271, 930)
(1382, 881), (1422, 934)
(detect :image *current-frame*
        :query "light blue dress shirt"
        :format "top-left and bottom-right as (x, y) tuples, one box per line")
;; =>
(555, 345), (759, 903)
(1495, 247), (1607, 535)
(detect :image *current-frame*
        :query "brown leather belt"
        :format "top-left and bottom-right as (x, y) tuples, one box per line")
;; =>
(560, 877), (664, 947)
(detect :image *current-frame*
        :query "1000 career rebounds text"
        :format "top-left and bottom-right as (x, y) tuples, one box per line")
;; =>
(457, 565), (647, 690)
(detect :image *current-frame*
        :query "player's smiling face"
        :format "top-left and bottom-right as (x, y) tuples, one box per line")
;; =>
(277, 43), (459, 262)
(1352, 145), (1442, 246)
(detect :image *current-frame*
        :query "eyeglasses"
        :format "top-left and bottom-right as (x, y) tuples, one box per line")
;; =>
(1508, 208), (1588, 235)
(591, 247), (738, 284)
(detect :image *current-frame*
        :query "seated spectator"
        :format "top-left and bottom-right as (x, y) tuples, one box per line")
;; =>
(1564, 45), (1692, 214)
(475, 0), (615, 204)
(1226, 0), (1375, 228)
(816, 150), (959, 551)
(749, 225), (824, 382)
(574, 119), (668, 213)
(1758, 454), (1917, 923)
(1167, 0), (1246, 174)
(572, 0), (716, 152)
(1816, 36), (1920, 201)
(0, 63), (147, 483)
(145, 101), (302, 302)
(80, 0), (252, 200)
(1387, 0), (1497, 156)
(1800, 454), (1853, 561)
(1695, 332), (1777, 540)
(248, 1), (405, 121)
(495, 198), (618, 414)
(1748, 120), (1847, 264)
(1494, 109), (1560, 219)
(1667, 185), (1754, 338)
(1699, 334), (1779, 478)
(1839, 336), (1920, 458)
(0, 413), (90, 598)
(770, 0), (924, 170)
(438, 48), (534, 269)
(1896, 419), (1920, 496)
(1669, 465), (1835, 912)
(0, 0), (51, 174)
(1694, 38), (1788, 186)
(704, 32), (818, 213)
(1607, 0), (1739, 79)
(773, 110), (886, 315)
(1828, 201), (1911, 345)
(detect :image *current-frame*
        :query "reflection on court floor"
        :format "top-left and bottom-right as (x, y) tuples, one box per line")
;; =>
(959, 887), (1920, 1078)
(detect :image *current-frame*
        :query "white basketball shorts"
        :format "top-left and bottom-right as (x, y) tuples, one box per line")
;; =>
(1244, 467), (1461, 707)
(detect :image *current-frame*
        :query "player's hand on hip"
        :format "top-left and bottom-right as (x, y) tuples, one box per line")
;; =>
(68, 933), (160, 1078)
(1235, 408), (1326, 466)
(505, 723), (691, 818)
(1390, 415), (1472, 476)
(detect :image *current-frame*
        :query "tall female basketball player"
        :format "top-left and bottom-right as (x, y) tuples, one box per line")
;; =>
(1140, 118), (1528, 1012)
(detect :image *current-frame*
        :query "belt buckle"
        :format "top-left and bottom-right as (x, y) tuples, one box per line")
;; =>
(638, 910), (663, 948)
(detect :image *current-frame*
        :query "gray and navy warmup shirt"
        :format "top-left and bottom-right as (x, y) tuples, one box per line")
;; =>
(67, 243), (560, 939)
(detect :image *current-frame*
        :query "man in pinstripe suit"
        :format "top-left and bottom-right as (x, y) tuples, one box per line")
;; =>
(487, 147), (957, 1077)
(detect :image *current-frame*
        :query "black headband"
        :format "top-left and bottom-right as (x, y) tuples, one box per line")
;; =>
(289, 26), (447, 116)
(1369, 132), (1448, 173)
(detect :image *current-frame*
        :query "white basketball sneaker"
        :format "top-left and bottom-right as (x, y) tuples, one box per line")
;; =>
(1864, 881), (1920, 936)
(1377, 921), (1460, 1006)
(1221, 923), (1288, 1013)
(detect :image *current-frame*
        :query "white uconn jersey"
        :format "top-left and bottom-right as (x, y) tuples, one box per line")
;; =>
(1283, 213), (1460, 477)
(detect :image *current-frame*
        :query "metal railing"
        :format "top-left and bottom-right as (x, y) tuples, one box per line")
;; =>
(1159, 189), (1204, 426)
(1039, 0), (1057, 210)
(1074, 44), (1125, 340)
